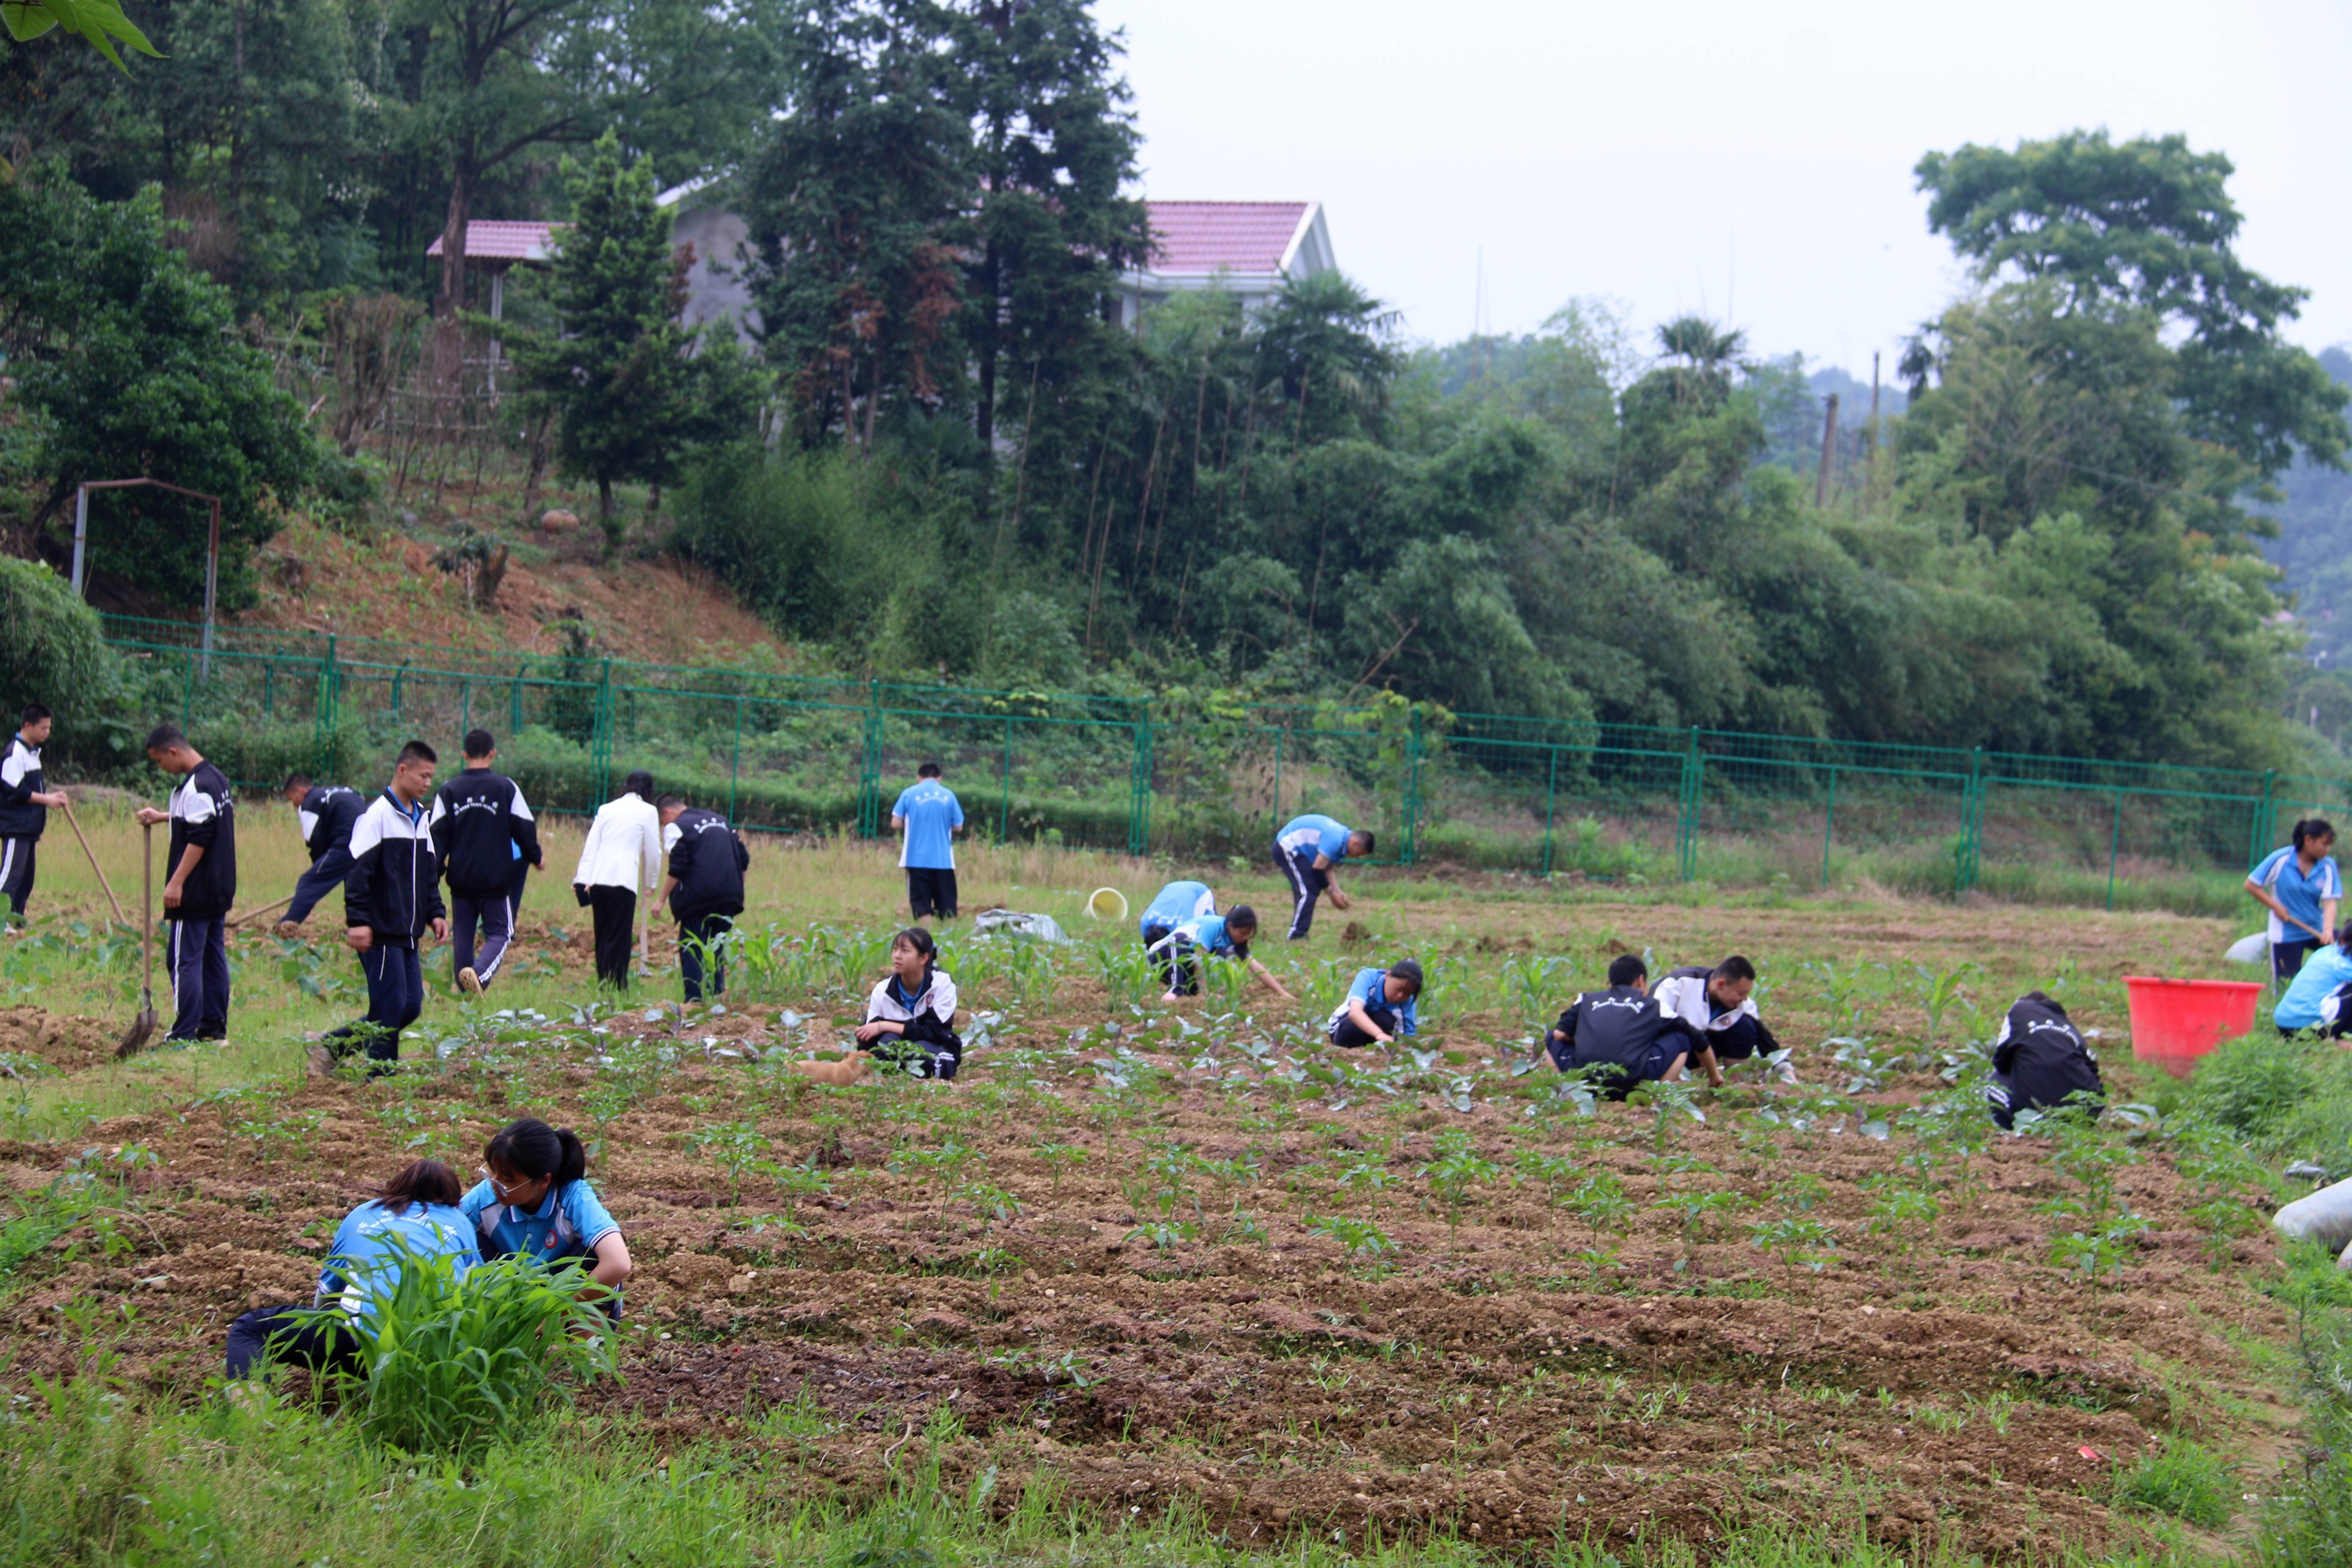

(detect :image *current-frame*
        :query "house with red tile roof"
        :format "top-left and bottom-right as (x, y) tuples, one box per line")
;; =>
(1119, 200), (1335, 326)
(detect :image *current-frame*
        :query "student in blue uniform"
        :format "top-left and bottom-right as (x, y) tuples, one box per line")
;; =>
(134, 726), (238, 1042)
(224, 1158), (480, 1380)
(0, 703), (67, 929)
(277, 775), (365, 933)
(1272, 813), (1374, 940)
(1138, 879), (1295, 1001)
(892, 763), (965, 923)
(2248, 819), (2342, 983)
(1545, 954), (1704, 1099)
(1327, 959), (1423, 1047)
(459, 1118), (632, 1317)
(2275, 924), (2352, 1038)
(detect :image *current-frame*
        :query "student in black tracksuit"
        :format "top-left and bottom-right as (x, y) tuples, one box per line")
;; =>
(430, 730), (542, 996)
(278, 775), (364, 931)
(1985, 991), (2106, 1130)
(1545, 954), (1703, 1100)
(0, 704), (67, 928)
(134, 726), (239, 1041)
(320, 742), (447, 1075)
(655, 795), (749, 1003)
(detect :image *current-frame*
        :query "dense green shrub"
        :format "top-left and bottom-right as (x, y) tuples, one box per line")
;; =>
(2187, 1035), (2321, 1143)
(2111, 1437), (2235, 1526)
(0, 557), (142, 775)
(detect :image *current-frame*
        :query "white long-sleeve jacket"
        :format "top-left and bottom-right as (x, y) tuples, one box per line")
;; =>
(573, 793), (663, 893)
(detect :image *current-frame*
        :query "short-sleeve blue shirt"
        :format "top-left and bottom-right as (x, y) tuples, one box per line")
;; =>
(892, 780), (965, 870)
(459, 1178), (621, 1266)
(1140, 880), (1215, 934)
(320, 1199), (479, 1317)
(2275, 943), (2352, 1030)
(1337, 965), (1417, 1035)
(2251, 845), (2344, 943)
(1277, 815), (1352, 864)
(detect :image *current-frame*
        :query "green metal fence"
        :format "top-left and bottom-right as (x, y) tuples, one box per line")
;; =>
(99, 615), (2352, 902)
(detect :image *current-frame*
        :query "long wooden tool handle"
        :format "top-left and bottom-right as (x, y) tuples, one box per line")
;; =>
(141, 822), (153, 1005)
(58, 799), (126, 927)
(229, 893), (297, 929)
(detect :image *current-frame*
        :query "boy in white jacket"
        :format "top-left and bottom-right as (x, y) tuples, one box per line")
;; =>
(572, 771), (663, 988)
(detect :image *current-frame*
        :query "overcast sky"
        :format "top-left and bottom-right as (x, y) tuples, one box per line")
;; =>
(1095, 0), (2352, 381)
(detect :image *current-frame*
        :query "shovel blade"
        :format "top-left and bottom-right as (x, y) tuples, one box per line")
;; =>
(116, 1008), (158, 1060)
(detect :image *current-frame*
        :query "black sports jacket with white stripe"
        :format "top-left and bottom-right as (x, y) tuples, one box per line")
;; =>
(0, 735), (47, 840)
(345, 789), (446, 944)
(296, 784), (363, 864)
(429, 768), (541, 898)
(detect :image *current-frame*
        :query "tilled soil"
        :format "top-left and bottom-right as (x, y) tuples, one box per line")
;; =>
(0, 946), (2294, 1561)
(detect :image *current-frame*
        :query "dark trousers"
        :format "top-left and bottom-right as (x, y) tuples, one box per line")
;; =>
(508, 857), (532, 918)
(0, 836), (35, 921)
(588, 886), (635, 987)
(450, 890), (515, 986)
(328, 942), (422, 1067)
(678, 910), (733, 1001)
(225, 1304), (361, 1381)
(2275, 937), (2323, 984)
(1143, 923), (1201, 995)
(165, 916), (230, 1041)
(858, 1011), (963, 1080)
(1273, 846), (1326, 940)
(1702, 1014), (1767, 1062)
(906, 866), (957, 920)
(1330, 1001), (1403, 1048)
(285, 847), (352, 926)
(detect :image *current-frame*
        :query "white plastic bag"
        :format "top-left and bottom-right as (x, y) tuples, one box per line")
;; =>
(2273, 1175), (2352, 1248)
(2226, 931), (2269, 965)
(2340, 1234), (2352, 1273)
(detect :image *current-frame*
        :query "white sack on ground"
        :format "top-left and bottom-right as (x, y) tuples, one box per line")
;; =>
(2274, 1175), (2352, 1247)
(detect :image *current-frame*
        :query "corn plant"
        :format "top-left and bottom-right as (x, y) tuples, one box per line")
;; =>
(1913, 962), (1978, 1052)
(1306, 1212), (1396, 1274)
(1423, 1131), (1500, 1250)
(1565, 1172), (1633, 1282)
(689, 1120), (770, 1207)
(1036, 1143), (1087, 1194)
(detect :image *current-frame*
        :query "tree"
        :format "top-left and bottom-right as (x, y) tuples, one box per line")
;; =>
(0, 175), (315, 609)
(0, 0), (156, 71)
(507, 131), (697, 550)
(1915, 130), (2349, 481)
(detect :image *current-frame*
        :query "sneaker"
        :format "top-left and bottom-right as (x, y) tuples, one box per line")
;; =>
(306, 1043), (337, 1080)
(458, 967), (482, 996)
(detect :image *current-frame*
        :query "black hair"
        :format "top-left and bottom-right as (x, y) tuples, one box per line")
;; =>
(655, 793), (686, 810)
(375, 1158), (462, 1215)
(484, 1117), (588, 1186)
(2294, 818), (2337, 850)
(892, 926), (937, 961)
(395, 739), (438, 769)
(1716, 955), (1756, 983)
(1387, 957), (1424, 996)
(463, 728), (495, 759)
(1351, 828), (1377, 857)
(19, 703), (50, 726)
(917, 762), (943, 779)
(624, 770), (654, 798)
(144, 723), (186, 753)
(1226, 903), (1258, 931)
(281, 773), (312, 794)
(1607, 953), (1648, 987)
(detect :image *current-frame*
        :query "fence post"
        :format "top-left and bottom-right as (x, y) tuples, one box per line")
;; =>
(511, 665), (524, 735)
(1271, 727), (1283, 834)
(999, 716), (1012, 844)
(1128, 720), (1153, 855)
(1675, 727), (1702, 880)
(1403, 707), (1422, 866)
(181, 647), (196, 727)
(1822, 765), (1838, 888)
(2252, 769), (2276, 868)
(1960, 747), (1984, 893)
(2107, 787), (2123, 911)
(315, 634), (338, 775)
(1540, 745), (1559, 878)
(460, 677), (472, 736)
(728, 696), (744, 824)
(593, 659), (613, 802)
(856, 679), (882, 837)
(263, 657), (276, 718)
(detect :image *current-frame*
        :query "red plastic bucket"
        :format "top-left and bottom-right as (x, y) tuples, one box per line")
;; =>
(2122, 976), (2263, 1076)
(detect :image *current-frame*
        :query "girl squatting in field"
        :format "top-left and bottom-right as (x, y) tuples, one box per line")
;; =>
(855, 927), (962, 1080)
(461, 1118), (634, 1317)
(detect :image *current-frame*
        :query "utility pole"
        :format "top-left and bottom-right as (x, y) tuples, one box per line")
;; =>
(1868, 352), (1881, 462)
(1815, 392), (1839, 508)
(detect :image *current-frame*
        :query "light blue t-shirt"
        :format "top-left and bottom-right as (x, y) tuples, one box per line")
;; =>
(1140, 880), (1215, 935)
(1145, 911), (1248, 960)
(320, 1200), (479, 1317)
(2251, 845), (2343, 943)
(2275, 943), (2352, 1031)
(1277, 814), (1352, 864)
(893, 780), (965, 870)
(459, 1178), (621, 1266)
(1328, 966), (1417, 1036)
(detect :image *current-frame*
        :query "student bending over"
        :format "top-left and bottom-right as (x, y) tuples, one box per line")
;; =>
(1985, 991), (2106, 1129)
(1651, 956), (1788, 1087)
(459, 1118), (632, 1317)
(2274, 924), (2352, 1039)
(1138, 880), (1295, 1001)
(856, 926), (963, 1080)
(1327, 959), (1422, 1047)
(1546, 954), (1703, 1099)
(225, 1158), (481, 1381)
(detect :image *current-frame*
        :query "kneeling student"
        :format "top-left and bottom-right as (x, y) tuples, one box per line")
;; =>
(225, 1158), (479, 1381)
(1327, 958), (1422, 1047)
(856, 926), (963, 1080)
(2273, 923), (2352, 1038)
(460, 1118), (632, 1317)
(1652, 956), (1787, 1087)
(1986, 991), (2106, 1129)
(1139, 879), (1295, 1001)
(1546, 954), (1703, 1099)
(656, 794), (750, 1002)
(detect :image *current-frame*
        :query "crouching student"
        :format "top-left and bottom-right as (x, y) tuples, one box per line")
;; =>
(855, 926), (963, 1080)
(460, 1118), (632, 1318)
(1327, 958), (1422, 1047)
(1139, 879), (1295, 1002)
(1985, 991), (2106, 1129)
(2274, 923), (2352, 1038)
(1652, 956), (1788, 1087)
(225, 1158), (479, 1381)
(1546, 954), (1703, 1099)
